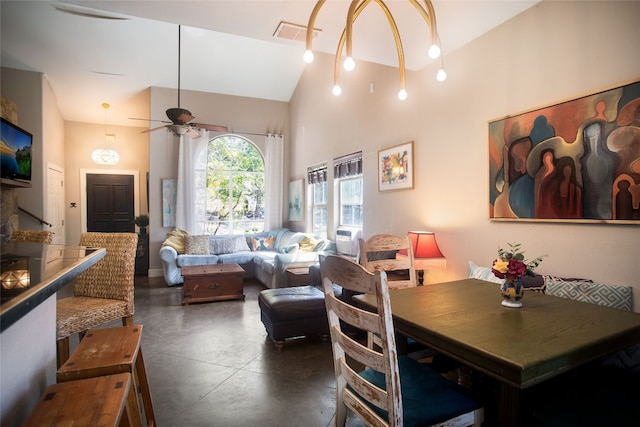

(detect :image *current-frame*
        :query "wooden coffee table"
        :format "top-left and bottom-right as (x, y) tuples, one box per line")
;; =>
(181, 264), (245, 305)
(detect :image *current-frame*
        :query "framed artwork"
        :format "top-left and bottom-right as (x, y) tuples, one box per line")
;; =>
(489, 80), (640, 224)
(162, 179), (177, 227)
(378, 141), (414, 192)
(289, 178), (304, 222)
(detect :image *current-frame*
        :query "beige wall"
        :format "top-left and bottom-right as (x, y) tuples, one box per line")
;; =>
(64, 121), (149, 245)
(147, 86), (290, 273)
(290, 1), (640, 311)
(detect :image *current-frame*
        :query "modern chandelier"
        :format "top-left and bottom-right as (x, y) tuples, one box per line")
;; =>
(303, 0), (446, 100)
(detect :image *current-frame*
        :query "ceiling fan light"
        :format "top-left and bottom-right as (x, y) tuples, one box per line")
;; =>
(170, 125), (189, 136)
(303, 50), (314, 64)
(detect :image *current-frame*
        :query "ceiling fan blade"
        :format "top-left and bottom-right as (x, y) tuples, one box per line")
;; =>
(194, 123), (228, 132)
(130, 117), (172, 124)
(141, 125), (168, 134)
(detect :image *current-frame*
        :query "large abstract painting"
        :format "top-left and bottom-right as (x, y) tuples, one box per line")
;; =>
(489, 80), (640, 224)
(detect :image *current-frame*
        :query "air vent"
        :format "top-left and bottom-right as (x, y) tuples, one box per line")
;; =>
(273, 21), (321, 42)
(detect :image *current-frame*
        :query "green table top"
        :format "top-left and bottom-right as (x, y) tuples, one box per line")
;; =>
(354, 278), (640, 389)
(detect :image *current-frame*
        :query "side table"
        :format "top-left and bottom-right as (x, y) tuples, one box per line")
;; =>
(286, 266), (311, 287)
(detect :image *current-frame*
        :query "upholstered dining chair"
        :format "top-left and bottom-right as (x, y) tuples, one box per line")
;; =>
(9, 229), (53, 244)
(320, 255), (483, 427)
(56, 232), (138, 366)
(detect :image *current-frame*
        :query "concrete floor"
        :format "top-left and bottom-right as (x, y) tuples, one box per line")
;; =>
(131, 276), (368, 427)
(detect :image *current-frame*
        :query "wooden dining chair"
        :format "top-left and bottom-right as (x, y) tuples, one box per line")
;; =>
(359, 234), (417, 350)
(320, 255), (483, 427)
(9, 229), (53, 244)
(56, 232), (138, 367)
(359, 234), (417, 290)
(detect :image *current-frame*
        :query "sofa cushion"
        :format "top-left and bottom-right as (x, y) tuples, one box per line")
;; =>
(162, 228), (189, 254)
(184, 235), (210, 255)
(217, 251), (256, 265)
(177, 254), (219, 267)
(279, 244), (299, 254)
(210, 235), (251, 255)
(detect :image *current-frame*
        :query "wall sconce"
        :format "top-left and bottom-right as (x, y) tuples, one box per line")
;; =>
(91, 103), (120, 165)
(303, 0), (446, 100)
(407, 230), (446, 285)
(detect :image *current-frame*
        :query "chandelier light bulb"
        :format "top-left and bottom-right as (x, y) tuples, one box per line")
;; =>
(397, 89), (408, 100)
(436, 68), (447, 82)
(303, 50), (314, 64)
(343, 56), (355, 71)
(428, 44), (441, 59)
(332, 85), (342, 96)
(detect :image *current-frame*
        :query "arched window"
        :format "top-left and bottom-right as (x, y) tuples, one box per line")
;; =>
(203, 135), (265, 234)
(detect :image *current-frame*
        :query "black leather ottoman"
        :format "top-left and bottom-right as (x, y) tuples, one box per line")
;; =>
(258, 285), (329, 350)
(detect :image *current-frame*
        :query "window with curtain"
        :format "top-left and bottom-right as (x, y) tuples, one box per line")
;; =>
(333, 152), (363, 227)
(203, 135), (265, 234)
(307, 163), (328, 237)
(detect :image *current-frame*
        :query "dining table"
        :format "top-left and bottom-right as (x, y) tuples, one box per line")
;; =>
(353, 278), (640, 426)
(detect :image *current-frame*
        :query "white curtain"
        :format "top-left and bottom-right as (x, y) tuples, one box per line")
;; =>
(264, 134), (284, 230)
(175, 130), (209, 234)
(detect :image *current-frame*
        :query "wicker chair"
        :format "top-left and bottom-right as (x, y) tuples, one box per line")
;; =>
(56, 232), (138, 366)
(9, 229), (53, 244)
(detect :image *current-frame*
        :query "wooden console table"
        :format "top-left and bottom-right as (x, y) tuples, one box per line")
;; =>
(181, 264), (245, 304)
(286, 267), (311, 287)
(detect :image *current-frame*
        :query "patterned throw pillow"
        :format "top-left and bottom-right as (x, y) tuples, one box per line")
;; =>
(249, 236), (276, 251)
(162, 228), (189, 254)
(184, 235), (210, 255)
(544, 276), (632, 311)
(467, 260), (504, 284)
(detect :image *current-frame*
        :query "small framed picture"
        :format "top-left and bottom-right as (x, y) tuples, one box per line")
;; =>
(378, 141), (414, 192)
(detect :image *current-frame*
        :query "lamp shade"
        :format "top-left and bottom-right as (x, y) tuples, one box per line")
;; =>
(407, 231), (446, 270)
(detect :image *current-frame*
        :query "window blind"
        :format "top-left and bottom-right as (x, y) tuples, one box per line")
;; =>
(333, 151), (362, 179)
(307, 163), (328, 184)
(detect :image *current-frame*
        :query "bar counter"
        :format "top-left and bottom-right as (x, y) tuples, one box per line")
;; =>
(1, 242), (105, 332)
(0, 242), (106, 427)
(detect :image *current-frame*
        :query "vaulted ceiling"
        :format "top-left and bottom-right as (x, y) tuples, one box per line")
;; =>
(1, 1), (540, 126)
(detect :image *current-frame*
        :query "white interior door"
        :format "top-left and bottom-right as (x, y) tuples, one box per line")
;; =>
(47, 163), (65, 244)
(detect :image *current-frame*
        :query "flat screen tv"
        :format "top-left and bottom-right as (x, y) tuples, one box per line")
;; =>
(0, 117), (33, 183)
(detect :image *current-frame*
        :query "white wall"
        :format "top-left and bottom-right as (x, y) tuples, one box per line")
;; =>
(290, 1), (640, 311)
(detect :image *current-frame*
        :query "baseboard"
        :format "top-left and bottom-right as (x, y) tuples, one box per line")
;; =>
(148, 268), (164, 278)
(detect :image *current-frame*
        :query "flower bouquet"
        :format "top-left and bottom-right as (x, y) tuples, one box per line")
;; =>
(492, 243), (545, 308)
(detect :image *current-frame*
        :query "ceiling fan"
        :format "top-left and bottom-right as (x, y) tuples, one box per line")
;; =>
(130, 25), (228, 138)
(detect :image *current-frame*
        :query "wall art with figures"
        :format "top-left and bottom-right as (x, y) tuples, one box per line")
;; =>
(489, 80), (640, 224)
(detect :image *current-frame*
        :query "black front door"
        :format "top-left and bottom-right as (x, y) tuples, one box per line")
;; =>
(86, 174), (135, 232)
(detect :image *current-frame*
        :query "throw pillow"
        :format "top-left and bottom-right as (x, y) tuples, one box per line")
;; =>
(298, 235), (319, 252)
(249, 236), (276, 251)
(162, 228), (189, 254)
(468, 260), (504, 284)
(210, 236), (251, 255)
(544, 276), (632, 311)
(184, 235), (210, 255)
(279, 244), (299, 254)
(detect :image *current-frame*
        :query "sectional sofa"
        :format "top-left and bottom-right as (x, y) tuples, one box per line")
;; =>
(159, 227), (335, 289)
